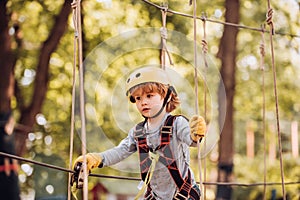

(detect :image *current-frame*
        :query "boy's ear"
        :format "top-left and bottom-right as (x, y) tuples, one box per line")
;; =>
(130, 96), (136, 103)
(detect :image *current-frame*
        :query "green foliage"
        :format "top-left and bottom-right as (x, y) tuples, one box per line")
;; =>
(233, 154), (300, 199)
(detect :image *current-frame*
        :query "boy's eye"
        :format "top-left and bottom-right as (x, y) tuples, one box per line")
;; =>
(135, 96), (141, 101)
(146, 94), (152, 98)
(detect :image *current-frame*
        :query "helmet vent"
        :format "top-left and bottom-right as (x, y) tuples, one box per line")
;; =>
(135, 73), (141, 78)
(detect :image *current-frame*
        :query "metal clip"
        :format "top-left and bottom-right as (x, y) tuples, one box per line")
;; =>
(70, 162), (85, 189)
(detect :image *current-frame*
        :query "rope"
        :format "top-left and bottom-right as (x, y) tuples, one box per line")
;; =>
(259, 24), (267, 200)
(134, 152), (160, 200)
(68, 1), (79, 200)
(160, 4), (173, 69)
(201, 12), (209, 200)
(140, 0), (300, 38)
(71, 1), (89, 199)
(190, 1), (203, 200)
(265, 2), (286, 199)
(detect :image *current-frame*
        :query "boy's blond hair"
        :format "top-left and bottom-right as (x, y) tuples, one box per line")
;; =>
(130, 82), (180, 112)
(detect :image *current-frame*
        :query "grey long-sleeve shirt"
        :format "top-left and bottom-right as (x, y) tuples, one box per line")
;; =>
(99, 113), (198, 199)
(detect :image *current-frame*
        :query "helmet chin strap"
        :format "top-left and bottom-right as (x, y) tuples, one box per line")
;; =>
(142, 87), (172, 120)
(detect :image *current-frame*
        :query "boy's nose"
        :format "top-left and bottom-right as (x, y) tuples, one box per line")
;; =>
(141, 97), (148, 105)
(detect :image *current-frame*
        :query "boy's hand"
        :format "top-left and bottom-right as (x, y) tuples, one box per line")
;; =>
(189, 115), (206, 142)
(71, 153), (102, 188)
(73, 153), (102, 172)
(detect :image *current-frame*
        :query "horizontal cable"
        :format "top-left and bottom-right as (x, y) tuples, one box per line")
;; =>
(0, 152), (73, 173)
(1, 151), (299, 187)
(141, 0), (300, 38)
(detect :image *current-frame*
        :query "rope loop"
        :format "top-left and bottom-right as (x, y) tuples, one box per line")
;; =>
(160, 4), (174, 68)
(160, 2), (168, 12)
(266, 8), (275, 35)
(160, 27), (168, 40)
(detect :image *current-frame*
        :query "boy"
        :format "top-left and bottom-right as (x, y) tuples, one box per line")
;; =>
(72, 66), (206, 199)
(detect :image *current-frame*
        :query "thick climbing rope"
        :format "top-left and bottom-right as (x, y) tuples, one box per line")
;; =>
(201, 12), (209, 200)
(265, 1), (286, 199)
(71, 1), (89, 200)
(67, 1), (78, 199)
(259, 24), (267, 200)
(190, 1), (204, 199)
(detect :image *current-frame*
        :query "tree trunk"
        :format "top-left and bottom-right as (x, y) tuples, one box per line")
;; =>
(0, 0), (72, 199)
(15, 0), (72, 156)
(0, 1), (20, 199)
(216, 0), (240, 199)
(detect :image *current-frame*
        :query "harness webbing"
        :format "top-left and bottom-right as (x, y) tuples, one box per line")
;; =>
(134, 115), (200, 200)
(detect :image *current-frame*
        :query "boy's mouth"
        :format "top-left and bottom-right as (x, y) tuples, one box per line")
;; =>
(142, 108), (150, 112)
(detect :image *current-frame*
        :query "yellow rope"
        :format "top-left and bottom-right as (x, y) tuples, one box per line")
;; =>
(134, 152), (160, 200)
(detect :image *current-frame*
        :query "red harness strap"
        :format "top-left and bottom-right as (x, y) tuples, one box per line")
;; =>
(134, 115), (200, 200)
(0, 164), (18, 172)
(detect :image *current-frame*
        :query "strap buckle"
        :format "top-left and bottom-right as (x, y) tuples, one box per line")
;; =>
(173, 190), (189, 200)
(161, 125), (173, 135)
(173, 180), (192, 200)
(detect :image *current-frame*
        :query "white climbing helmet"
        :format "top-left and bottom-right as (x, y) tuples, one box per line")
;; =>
(125, 66), (172, 98)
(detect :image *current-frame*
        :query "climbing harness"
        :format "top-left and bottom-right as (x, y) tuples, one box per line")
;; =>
(134, 115), (200, 200)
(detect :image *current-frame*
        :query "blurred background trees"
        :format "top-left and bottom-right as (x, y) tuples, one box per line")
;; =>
(0, 0), (299, 199)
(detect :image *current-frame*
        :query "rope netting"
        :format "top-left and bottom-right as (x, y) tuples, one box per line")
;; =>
(1, 0), (299, 200)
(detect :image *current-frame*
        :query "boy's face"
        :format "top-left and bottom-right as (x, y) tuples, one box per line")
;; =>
(133, 92), (164, 118)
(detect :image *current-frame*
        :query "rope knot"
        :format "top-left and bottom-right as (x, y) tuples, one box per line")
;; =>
(266, 8), (275, 35)
(201, 12), (207, 22)
(71, 1), (77, 10)
(201, 39), (208, 54)
(260, 43), (265, 57)
(160, 27), (168, 39)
